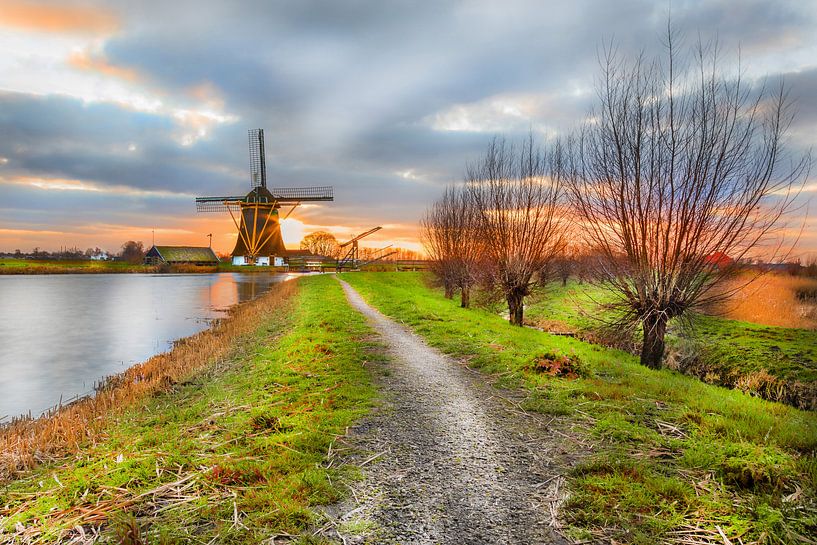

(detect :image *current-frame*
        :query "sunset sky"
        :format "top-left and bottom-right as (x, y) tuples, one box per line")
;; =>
(1, 0), (815, 257)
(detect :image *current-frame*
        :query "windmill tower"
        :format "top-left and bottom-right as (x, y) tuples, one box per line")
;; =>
(195, 129), (334, 266)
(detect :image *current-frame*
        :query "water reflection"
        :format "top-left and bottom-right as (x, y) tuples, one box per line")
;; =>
(0, 272), (295, 419)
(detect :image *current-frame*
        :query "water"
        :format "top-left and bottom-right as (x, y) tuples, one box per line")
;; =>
(0, 272), (295, 419)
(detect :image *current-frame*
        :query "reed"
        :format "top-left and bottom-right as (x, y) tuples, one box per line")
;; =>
(718, 273), (817, 329)
(0, 279), (298, 481)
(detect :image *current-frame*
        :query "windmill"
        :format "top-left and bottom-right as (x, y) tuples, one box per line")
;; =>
(196, 129), (333, 266)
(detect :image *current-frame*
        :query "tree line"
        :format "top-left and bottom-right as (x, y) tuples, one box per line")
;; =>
(299, 231), (423, 261)
(422, 32), (810, 369)
(2, 242), (142, 263)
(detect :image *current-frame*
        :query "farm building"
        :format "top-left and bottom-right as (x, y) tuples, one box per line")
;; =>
(704, 251), (735, 269)
(144, 245), (219, 266)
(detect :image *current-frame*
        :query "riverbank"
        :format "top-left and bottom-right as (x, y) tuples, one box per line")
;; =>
(0, 258), (158, 274)
(1, 275), (380, 543)
(0, 258), (296, 275)
(5, 272), (816, 543)
(343, 272), (817, 544)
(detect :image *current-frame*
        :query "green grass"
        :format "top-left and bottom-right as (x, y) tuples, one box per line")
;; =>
(525, 280), (817, 389)
(0, 258), (154, 274)
(0, 275), (379, 543)
(343, 272), (817, 544)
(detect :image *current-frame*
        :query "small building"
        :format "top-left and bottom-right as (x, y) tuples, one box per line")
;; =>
(704, 251), (735, 269)
(90, 251), (110, 261)
(144, 245), (219, 266)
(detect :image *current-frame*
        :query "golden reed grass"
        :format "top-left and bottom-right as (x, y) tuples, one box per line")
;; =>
(718, 273), (817, 329)
(0, 279), (298, 482)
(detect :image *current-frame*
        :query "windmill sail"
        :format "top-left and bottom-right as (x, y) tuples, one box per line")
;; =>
(248, 128), (266, 189)
(195, 128), (333, 262)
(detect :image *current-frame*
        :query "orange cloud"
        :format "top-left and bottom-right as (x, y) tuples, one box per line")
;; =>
(68, 50), (138, 81)
(0, 1), (118, 33)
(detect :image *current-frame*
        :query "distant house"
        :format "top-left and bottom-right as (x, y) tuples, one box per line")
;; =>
(144, 245), (219, 266)
(704, 251), (735, 269)
(90, 251), (110, 261)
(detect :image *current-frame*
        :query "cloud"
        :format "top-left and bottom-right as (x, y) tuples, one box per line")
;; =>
(68, 49), (139, 82)
(0, 0), (816, 253)
(0, 1), (118, 33)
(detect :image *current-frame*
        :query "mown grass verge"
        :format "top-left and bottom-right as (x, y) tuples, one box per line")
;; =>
(524, 280), (817, 409)
(343, 272), (817, 544)
(0, 275), (378, 544)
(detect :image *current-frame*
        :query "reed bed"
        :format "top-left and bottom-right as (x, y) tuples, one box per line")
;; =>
(719, 273), (817, 329)
(0, 279), (298, 482)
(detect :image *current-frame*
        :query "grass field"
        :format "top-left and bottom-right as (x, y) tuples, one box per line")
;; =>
(524, 279), (817, 408)
(343, 272), (817, 544)
(0, 275), (380, 543)
(0, 258), (156, 274)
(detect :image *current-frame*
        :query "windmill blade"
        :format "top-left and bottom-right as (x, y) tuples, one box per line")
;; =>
(269, 186), (334, 202)
(248, 128), (266, 189)
(196, 196), (243, 213)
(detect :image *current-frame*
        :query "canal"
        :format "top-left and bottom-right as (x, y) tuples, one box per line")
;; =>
(0, 272), (295, 420)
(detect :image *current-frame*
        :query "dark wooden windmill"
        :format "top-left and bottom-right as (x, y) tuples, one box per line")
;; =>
(196, 129), (333, 265)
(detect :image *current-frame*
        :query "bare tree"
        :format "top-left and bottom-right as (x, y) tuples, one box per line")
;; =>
(467, 136), (568, 325)
(567, 32), (808, 368)
(554, 243), (582, 286)
(300, 231), (340, 258)
(421, 194), (458, 299)
(120, 240), (145, 264)
(421, 185), (481, 305)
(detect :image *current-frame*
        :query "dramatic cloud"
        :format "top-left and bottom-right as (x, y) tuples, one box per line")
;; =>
(0, 1), (118, 33)
(0, 0), (815, 257)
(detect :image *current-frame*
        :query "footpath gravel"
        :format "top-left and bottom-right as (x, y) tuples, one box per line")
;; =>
(319, 279), (578, 545)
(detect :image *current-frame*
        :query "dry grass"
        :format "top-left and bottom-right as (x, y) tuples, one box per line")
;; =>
(716, 273), (817, 329)
(0, 280), (298, 482)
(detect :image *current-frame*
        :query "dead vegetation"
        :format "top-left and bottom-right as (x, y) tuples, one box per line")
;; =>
(0, 280), (297, 482)
(4, 466), (226, 544)
(717, 273), (817, 329)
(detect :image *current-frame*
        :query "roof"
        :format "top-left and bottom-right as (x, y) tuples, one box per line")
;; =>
(148, 245), (219, 263)
(704, 252), (734, 267)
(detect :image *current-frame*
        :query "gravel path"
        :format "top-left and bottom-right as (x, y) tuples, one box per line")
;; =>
(323, 279), (576, 545)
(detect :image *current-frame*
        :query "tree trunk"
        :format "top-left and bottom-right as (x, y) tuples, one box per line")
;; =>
(460, 285), (470, 308)
(640, 314), (668, 369)
(506, 291), (525, 326)
(444, 283), (454, 299)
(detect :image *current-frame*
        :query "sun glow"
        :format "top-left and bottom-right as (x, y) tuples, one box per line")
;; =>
(280, 218), (306, 247)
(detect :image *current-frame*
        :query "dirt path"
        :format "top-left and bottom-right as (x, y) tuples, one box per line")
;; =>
(323, 279), (577, 544)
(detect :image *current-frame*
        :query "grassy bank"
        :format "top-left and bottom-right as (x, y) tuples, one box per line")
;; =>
(1, 275), (379, 543)
(0, 258), (307, 275)
(343, 272), (817, 544)
(0, 258), (156, 274)
(525, 280), (817, 409)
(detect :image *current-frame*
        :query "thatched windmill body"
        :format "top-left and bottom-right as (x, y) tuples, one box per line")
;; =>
(196, 129), (333, 265)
